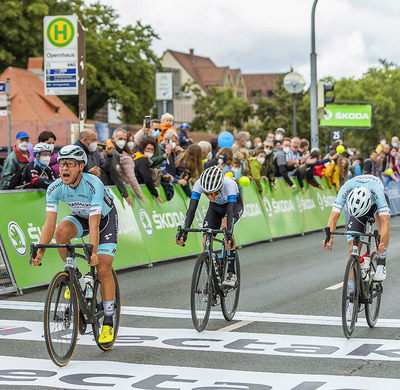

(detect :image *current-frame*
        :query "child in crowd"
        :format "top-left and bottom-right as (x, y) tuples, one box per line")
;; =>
(178, 123), (193, 149)
(159, 112), (176, 142)
(249, 148), (267, 197)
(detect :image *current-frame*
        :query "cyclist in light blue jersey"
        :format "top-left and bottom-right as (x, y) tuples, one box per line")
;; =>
(32, 145), (118, 344)
(323, 174), (390, 282)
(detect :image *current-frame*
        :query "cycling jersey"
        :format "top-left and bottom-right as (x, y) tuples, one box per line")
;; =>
(46, 173), (114, 218)
(192, 176), (239, 205)
(333, 174), (390, 216)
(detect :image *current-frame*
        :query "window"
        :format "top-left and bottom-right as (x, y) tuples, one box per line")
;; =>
(267, 89), (274, 98)
(250, 90), (262, 98)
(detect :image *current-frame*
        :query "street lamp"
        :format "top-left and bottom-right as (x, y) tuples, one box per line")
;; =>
(310, 0), (319, 148)
(283, 72), (306, 137)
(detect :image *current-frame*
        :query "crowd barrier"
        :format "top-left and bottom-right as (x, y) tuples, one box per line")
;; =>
(1, 176), (399, 293)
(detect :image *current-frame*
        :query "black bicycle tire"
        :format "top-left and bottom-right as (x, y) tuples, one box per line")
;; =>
(221, 252), (241, 321)
(44, 272), (79, 367)
(92, 267), (121, 351)
(365, 252), (382, 328)
(191, 252), (212, 332)
(342, 256), (358, 339)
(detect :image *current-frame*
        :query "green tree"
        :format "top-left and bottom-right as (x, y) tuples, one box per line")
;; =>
(190, 86), (253, 134)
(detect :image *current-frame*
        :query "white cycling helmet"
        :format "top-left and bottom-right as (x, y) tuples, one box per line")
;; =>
(57, 145), (87, 165)
(346, 186), (372, 217)
(199, 165), (224, 193)
(33, 142), (52, 156)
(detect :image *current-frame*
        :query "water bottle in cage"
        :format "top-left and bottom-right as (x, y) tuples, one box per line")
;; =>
(84, 273), (94, 299)
(65, 256), (76, 268)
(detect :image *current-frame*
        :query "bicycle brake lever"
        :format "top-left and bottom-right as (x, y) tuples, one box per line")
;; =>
(324, 227), (331, 247)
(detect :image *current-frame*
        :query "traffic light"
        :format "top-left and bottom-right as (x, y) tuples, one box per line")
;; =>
(317, 82), (334, 119)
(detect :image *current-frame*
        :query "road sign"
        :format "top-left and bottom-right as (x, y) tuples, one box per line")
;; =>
(329, 129), (343, 141)
(320, 103), (372, 128)
(44, 15), (78, 95)
(0, 83), (5, 92)
(0, 110), (7, 116)
(155, 73), (173, 101)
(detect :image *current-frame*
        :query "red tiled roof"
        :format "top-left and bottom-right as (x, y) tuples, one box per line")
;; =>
(0, 66), (78, 146)
(242, 73), (285, 102)
(27, 57), (44, 70)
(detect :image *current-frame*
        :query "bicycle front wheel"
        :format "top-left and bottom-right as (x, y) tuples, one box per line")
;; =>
(342, 256), (359, 339)
(44, 272), (79, 367)
(221, 252), (241, 321)
(191, 253), (212, 332)
(92, 267), (121, 351)
(365, 252), (382, 327)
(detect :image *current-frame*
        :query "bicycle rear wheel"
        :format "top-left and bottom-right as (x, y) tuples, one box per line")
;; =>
(221, 252), (241, 321)
(342, 256), (359, 339)
(365, 252), (383, 327)
(191, 252), (212, 332)
(92, 267), (121, 351)
(44, 272), (79, 367)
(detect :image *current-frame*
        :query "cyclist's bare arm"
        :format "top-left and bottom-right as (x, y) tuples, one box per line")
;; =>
(88, 214), (101, 265)
(323, 211), (340, 250)
(32, 211), (57, 266)
(375, 214), (390, 253)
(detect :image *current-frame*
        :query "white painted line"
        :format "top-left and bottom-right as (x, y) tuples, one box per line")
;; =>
(217, 320), (252, 332)
(326, 282), (343, 290)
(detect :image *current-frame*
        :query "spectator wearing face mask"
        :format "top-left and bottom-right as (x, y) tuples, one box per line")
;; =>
(249, 148), (267, 197)
(21, 143), (56, 189)
(134, 138), (164, 203)
(145, 119), (173, 169)
(260, 139), (276, 190)
(235, 147), (250, 177)
(274, 127), (285, 146)
(1, 131), (31, 190)
(74, 128), (113, 177)
(29, 131), (59, 178)
(391, 136), (399, 149)
(375, 135), (387, 153)
(274, 137), (296, 190)
(231, 131), (251, 155)
(119, 126), (147, 203)
(100, 128), (134, 207)
(249, 137), (262, 155)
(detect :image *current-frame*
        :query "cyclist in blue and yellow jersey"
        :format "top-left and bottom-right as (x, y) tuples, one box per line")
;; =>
(31, 145), (118, 344)
(176, 165), (243, 287)
(323, 174), (390, 284)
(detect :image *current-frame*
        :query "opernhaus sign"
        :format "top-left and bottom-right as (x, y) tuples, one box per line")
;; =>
(320, 103), (373, 128)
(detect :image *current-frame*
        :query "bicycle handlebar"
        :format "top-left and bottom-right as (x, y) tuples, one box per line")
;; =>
(29, 243), (94, 266)
(324, 227), (381, 248)
(176, 226), (227, 247)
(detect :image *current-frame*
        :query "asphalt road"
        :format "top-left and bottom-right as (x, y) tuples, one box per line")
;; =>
(2, 218), (400, 389)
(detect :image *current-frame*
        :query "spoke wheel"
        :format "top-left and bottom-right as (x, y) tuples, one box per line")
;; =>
(365, 252), (383, 327)
(44, 272), (79, 367)
(342, 256), (359, 339)
(191, 253), (212, 332)
(221, 252), (241, 321)
(92, 267), (121, 351)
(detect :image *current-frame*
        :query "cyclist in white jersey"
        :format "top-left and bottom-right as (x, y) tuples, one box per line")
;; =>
(32, 145), (118, 344)
(176, 166), (243, 287)
(323, 174), (390, 282)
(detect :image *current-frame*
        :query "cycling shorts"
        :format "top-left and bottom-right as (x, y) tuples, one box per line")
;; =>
(64, 205), (118, 258)
(203, 196), (243, 230)
(346, 194), (390, 242)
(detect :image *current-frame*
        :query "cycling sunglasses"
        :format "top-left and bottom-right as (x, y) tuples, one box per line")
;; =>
(204, 190), (221, 197)
(58, 160), (79, 168)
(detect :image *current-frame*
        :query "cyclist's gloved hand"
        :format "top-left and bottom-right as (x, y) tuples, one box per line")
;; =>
(175, 231), (188, 246)
(31, 249), (44, 266)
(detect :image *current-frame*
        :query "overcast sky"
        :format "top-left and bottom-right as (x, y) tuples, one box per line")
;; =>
(85, 0), (400, 86)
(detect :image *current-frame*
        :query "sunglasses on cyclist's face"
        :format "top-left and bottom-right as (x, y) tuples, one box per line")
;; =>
(204, 190), (221, 197)
(58, 160), (79, 168)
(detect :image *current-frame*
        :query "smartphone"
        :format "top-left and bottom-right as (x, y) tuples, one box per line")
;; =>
(97, 143), (106, 150)
(145, 115), (151, 129)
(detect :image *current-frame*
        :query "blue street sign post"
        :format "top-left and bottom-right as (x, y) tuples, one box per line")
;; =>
(0, 83), (5, 92)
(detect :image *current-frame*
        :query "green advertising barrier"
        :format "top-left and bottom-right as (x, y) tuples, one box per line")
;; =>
(261, 179), (303, 237)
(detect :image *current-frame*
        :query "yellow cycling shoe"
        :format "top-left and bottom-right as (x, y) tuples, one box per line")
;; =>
(64, 287), (70, 299)
(98, 325), (114, 344)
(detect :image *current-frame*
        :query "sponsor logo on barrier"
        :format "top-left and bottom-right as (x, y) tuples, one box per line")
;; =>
(263, 197), (273, 218)
(317, 193), (324, 210)
(139, 209), (153, 237)
(242, 203), (262, 218)
(387, 188), (400, 199)
(296, 196), (303, 213)
(296, 195), (316, 213)
(263, 197), (295, 217)
(7, 222), (27, 257)
(152, 211), (185, 230)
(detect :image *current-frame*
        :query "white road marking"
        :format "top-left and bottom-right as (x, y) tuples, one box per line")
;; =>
(217, 320), (252, 332)
(2, 300), (400, 327)
(326, 282), (343, 290)
(1, 355), (400, 389)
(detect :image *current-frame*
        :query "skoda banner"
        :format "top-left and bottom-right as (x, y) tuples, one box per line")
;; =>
(320, 104), (372, 128)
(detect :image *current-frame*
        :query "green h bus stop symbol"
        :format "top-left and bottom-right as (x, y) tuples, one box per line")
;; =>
(46, 17), (75, 47)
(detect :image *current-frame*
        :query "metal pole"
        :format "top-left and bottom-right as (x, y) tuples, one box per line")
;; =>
(292, 93), (297, 138)
(310, 0), (319, 149)
(6, 78), (11, 154)
(78, 20), (86, 132)
(162, 100), (167, 114)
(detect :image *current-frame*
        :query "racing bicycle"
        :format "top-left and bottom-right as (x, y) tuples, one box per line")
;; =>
(324, 218), (382, 338)
(176, 226), (241, 332)
(30, 243), (121, 366)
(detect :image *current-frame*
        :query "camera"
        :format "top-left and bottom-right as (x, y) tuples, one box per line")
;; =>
(145, 115), (151, 129)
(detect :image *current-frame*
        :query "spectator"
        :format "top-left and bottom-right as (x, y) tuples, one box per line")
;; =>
(274, 127), (285, 145)
(260, 139), (276, 190)
(74, 128), (112, 177)
(208, 137), (219, 161)
(364, 150), (378, 175)
(376, 135), (387, 153)
(231, 131), (250, 154)
(383, 146), (399, 183)
(29, 131), (59, 178)
(1, 131), (31, 189)
(249, 137), (262, 155)
(100, 128), (134, 207)
(299, 138), (310, 155)
(391, 136), (399, 148)
(236, 147), (250, 176)
(178, 123), (193, 149)
(274, 137), (296, 190)
(146, 119), (173, 168)
(349, 156), (365, 178)
(305, 149), (336, 189)
(134, 138), (164, 203)
(249, 148), (267, 197)
(159, 112), (176, 142)
(197, 140), (212, 166)
(120, 128), (147, 203)
(21, 143), (56, 189)
(375, 151), (386, 177)
(265, 131), (275, 143)
(286, 136), (306, 191)
(324, 155), (349, 191)
(175, 144), (203, 197)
